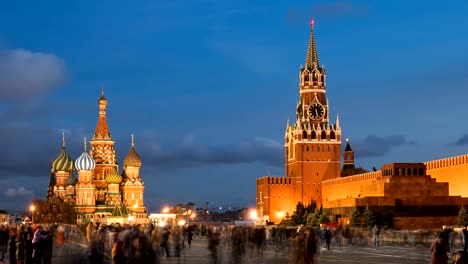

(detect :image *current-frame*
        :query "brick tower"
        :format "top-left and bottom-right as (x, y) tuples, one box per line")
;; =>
(284, 18), (342, 208)
(89, 90), (118, 204)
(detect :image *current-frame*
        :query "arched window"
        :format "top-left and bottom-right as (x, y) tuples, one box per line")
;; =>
(311, 131), (317, 139)
(321, 131), (327, 140)
(303, 131), (308, 140)
(330, 131), (336, 140)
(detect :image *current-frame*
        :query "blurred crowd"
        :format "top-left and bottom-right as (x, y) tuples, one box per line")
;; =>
(0, 222), (466, 264)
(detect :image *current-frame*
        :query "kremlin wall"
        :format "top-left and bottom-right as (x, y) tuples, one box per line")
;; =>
(256, 20), (468, 229)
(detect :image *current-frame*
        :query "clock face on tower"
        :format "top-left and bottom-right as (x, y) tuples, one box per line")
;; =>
(308, 103), (325, 120)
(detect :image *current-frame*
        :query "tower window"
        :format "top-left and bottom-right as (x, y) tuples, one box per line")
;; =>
(306, 146), (309, 151)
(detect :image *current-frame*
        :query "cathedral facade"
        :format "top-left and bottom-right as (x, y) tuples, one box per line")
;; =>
(256, 20), (468, 228)
(47, 93), (147, 224)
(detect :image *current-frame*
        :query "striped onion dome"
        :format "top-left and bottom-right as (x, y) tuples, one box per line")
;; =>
(124, 147), (142, 167)
(75, 151), (96, 171)
(52, 147), (74, 172)
(65, 172), (78, 186)
(105, 168), (122, 184)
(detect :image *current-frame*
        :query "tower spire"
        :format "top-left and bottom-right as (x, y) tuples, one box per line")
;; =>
(84, 137), (87, 151)
(62, 131), (66, 148)
(131, 134), (134, 148)
(305, 18), (320, 69)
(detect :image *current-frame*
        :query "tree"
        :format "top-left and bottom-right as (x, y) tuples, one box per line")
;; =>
(291, 202), (306, 225)
(32, 198), (77, 224)
(363, 206), (376, 228)
(319, 213), (331, 224)
(350, 206), (361, 227)
(308, 208), (322, 226)
(458, 205), (468, 226)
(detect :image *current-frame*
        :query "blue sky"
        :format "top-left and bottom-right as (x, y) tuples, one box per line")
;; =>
(1, 0), (468, 212)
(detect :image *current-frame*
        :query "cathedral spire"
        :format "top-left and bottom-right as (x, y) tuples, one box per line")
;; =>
(93, 90), (111, 140)
(305, 18), (320, 69)
(62, 131), (66, 148)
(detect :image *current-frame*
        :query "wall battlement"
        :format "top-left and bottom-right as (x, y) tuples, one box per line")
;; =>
(322, 171), (382, 186)
(424, 154), (468, 170)
(257, 176), (293, 185)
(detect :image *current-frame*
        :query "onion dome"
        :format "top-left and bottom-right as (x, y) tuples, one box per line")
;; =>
(65, 172), (78, 186)
(75, 137), (96, 171)
(52, 133), (74, 172)
(124, 134), (142, 167)
(75, 151), (96, 171)
(98, 88), (107, 105)
(106, 168), (122, 184)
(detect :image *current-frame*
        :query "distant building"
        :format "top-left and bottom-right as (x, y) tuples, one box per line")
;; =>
(0, 210), (9, 225)
(256, 20), (468, 229)
(46, 92), (148, 224)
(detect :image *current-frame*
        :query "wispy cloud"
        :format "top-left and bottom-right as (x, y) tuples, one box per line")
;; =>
(451, 134), (468, 146)
(286, 1), (369, 25)
(353, 135), (416, 158)
(0, 49), (66, 101)
(208, 37), (285, 75)
(313, 1), (369, 17)
(134, 134), (284, 169)
(4, 187), (34, 197)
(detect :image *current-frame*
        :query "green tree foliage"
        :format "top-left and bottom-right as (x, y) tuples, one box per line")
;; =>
(363, 206), (376, 228)
(308, 208), (322, 226)
(291, 202), (306, 225)
(458, 205), (468, 226)
(319, 213), (331, 224)
(32, 198), (77, 224)
(286, 199), (317, 226)
(350, 206), (361, 227)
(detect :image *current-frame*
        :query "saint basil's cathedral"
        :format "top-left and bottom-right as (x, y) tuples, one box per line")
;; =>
(47, 93), (147, 224)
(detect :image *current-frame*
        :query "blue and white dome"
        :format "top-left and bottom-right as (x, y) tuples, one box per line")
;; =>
(75, 151), (96, 171)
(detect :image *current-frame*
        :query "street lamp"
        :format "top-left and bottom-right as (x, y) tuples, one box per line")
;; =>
(30, 205), (35, 224)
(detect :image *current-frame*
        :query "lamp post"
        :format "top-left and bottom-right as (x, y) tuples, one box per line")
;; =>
(30, 205), (35, 224)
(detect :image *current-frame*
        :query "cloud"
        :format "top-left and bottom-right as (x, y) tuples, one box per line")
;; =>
(4, 187), (34, 197)
(208, 38), (284, 75)
(312, 1), (369, 17)
(0, 49), (66, 101)
(286, 1), (369, 24)
(452, 134), (468, 146)
(353, 135), (415, 158)
(0, 125), (89, 177)
(136, 134), (284, 169)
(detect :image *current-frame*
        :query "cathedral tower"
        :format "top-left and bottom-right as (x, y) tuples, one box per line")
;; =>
(51, 132), (74, 199)
(121, 134), (145, 215)
(284, 19), (342, 207)
(89, 90), (118, 203)
(75, 137), (97, 222)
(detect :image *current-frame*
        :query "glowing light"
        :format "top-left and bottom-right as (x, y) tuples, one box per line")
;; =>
(133, 204), (138, 209)
(250, 210), (258, 220)
(128, 215), (135, 223)
(162, 207), (169, 213)
(30, 205), (35, 212)
(190, 213), (196, 219)
(310, 18), (314, 27)
(346, 138), (349, 142)
(178, 220), (186, 226)
(276, 211), (285, 218)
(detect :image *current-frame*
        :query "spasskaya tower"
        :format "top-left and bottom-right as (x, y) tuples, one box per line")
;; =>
(285, 18), (342, 208)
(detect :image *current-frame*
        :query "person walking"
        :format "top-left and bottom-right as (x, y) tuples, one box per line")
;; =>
(430, 231), (450, 264)
(372, 225), (380, 248)
(304, 227), (317, 264)
(462, 226), (468, 252)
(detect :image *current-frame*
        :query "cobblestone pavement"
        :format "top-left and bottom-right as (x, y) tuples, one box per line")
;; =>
(159, 238), (444, 264)
(0, 237), (457, 264)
